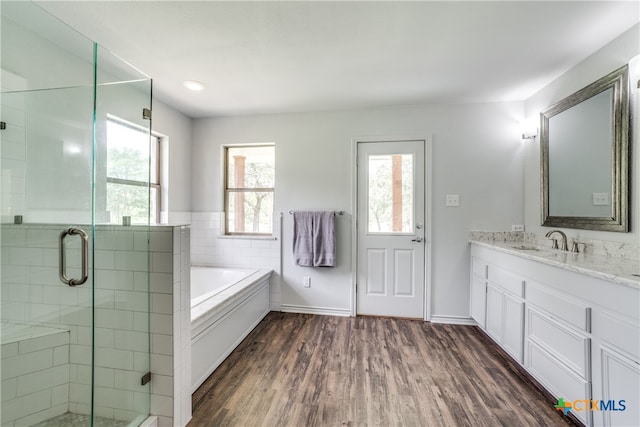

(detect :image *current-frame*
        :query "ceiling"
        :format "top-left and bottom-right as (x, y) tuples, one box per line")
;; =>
(36, 1), (639, 119)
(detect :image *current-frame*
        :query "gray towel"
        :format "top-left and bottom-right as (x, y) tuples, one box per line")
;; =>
(312, 211), (335, 267)
(293, 211), (314, 266)
(292, 211), (336, 267)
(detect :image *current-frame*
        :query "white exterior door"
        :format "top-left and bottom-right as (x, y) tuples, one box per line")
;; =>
(356, 140), (425, 318)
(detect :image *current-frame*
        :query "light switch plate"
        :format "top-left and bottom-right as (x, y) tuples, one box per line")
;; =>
(446, 194), (460, 207)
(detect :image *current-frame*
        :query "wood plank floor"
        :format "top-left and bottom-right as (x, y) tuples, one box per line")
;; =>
(190, 312), (576, 427)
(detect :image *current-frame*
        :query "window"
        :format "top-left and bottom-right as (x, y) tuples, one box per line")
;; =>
(106, 116), (160, 224)
(224, 144), (275, 235)
(367, 153), (413, 233)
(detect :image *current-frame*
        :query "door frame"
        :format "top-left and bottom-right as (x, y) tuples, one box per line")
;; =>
(350, 135), (433, 321)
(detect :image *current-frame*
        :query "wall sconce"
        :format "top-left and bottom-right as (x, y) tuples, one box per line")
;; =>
(520, 116), (538, 139)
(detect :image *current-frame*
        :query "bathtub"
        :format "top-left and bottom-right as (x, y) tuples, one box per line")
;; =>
(190, 266), (272, 392)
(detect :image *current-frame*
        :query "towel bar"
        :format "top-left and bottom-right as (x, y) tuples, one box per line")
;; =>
(288, 210), (344, 215)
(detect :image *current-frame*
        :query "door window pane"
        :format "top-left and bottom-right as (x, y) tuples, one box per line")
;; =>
(367, 154), (413, 233)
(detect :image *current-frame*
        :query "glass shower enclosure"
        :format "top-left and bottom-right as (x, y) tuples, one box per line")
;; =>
(1, 2), (153, 426)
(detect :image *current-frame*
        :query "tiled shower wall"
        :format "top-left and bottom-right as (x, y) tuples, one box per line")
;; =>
(0, 224), (190, 426)
(190, 212), (281, 310)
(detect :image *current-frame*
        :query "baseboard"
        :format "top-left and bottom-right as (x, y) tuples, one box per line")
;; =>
(280, 304), (351, 317)
(429, 315), (477, 325)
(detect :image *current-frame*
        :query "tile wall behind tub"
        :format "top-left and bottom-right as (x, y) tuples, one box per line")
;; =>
(190, 212), (281, 310)
(0, 224), (190, 425)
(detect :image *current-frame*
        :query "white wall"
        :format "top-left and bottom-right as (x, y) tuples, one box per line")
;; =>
(152, 100), (193, 224)
(192, 101), (524, 318)
(524, 24), (640, 244)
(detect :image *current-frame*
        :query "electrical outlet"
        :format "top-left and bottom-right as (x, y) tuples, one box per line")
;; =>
(512, 225), (525, 232)
(303, 277), (311, 288)
(445, 194), (460, 207)
(592, 192), (609, 206)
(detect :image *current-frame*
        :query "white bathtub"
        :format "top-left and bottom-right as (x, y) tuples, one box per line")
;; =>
(190, 266), (272, 392)
(191, 266), (258, 307)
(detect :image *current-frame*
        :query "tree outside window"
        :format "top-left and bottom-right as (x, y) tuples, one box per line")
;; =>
(225, 145), (275, 235)
(106, 117), (160, 224)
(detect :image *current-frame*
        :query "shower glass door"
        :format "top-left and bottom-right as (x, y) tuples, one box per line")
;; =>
(1, 2), (152, 426)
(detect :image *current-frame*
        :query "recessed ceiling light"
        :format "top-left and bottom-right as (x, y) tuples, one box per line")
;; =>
(183, 80), (205, 91)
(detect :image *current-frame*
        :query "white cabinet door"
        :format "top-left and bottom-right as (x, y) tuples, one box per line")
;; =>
(486, 283), (503, 342)
(503, 292), (524, 362)
(470, 275), (486, 328)
(597, 347), (640, 427)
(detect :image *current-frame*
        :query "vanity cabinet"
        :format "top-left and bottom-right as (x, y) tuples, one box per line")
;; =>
(470, 243), (640, 427)
(469, 257), (487, 328)
(485, 265), (525, 363)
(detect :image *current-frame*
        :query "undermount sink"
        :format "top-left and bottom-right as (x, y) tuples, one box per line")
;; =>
(510, 245), (540, 251)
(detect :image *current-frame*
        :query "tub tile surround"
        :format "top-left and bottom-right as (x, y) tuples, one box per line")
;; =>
(470, 231), (640, 288)
(1, 224), (191, 427)
(190, 212), (280, 310)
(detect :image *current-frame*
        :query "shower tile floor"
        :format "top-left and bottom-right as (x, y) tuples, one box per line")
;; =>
(33, 413), (129, 427)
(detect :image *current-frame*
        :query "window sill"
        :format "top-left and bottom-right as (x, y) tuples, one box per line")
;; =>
(217, 234), (277, 241)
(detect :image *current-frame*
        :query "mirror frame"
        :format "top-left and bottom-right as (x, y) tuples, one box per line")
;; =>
(540, 64), (630, 232)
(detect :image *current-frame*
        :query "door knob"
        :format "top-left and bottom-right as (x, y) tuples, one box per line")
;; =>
(411, 237), (423, 243)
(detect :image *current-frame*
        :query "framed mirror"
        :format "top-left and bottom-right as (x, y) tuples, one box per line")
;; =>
(541, 64), (630, 232)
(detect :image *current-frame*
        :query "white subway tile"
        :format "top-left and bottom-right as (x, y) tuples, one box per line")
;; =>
(114, 290), (149, 312)
(75, 365), (92, 385)
(150, 394), (173, 417)
(133, 351), (150, 373)
(94, 386), (135, 411)
(16, 364), (68, 396)
(133, 312), (150, 333)
(95, 309), (134, 331)
(150, 354), (173, 377)
(149, 231), (173, 253)
(151, 293), (172, 315)
(94, 328), (115, 348)
(50, 383), (69, 407)
(95, 250), (116, 269)
(94, 289), (115, 309)
(69, 345), (92, 366)
(150, 374), (173, 397)
(19, 331), (68, 354)
(134, 271), (150, 292)
(69, 383), (91, 405)
(151, 253), (173, 274)
(94, 367), (115, 388)
(151, 334), (173, 356)
(150, 273), (173, 294)
(114, 370), (144, 391)
(95, 269), (135, 291)
(94, 230), (134, 251)
(2, 349), (53, 380)
(150, 314), (172, 335)
(115, 330), (149, 353)
(115, 250), (149, 272)
(1, 389), (52, 423)
(2, 377), (18, 400)
(94, 348), (134, 371)
(59, 306), (91, 326)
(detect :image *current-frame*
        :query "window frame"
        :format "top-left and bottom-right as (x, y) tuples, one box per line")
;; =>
(223, 143), (275, 236)
(106, 116), (161, 224)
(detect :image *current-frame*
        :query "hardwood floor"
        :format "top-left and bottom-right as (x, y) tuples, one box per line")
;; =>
(190, 312), (575, 427)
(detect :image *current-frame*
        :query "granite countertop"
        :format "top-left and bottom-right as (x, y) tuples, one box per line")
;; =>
(470, 239), (640, 289)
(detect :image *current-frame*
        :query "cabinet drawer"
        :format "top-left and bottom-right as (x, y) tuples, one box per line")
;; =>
(487, 265), (524, 297)
(527, 308), (590, 379)
(527, 340), (591, 426)
(596, 311), (640, 359)
(527, 282), (591, 332)
(471, 257), (487, 278)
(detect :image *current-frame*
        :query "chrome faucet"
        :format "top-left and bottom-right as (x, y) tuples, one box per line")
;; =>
(545, 230), (568, 251)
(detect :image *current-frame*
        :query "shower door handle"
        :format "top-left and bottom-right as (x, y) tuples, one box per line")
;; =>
(59, 227), (89, 286)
